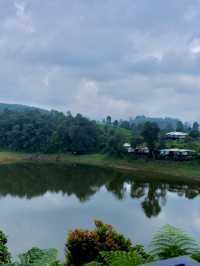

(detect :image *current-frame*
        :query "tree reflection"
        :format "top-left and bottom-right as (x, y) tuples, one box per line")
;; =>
(0, 163), (199, 218)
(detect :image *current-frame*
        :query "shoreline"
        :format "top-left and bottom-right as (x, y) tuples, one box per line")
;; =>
(0, 152), (200, 183)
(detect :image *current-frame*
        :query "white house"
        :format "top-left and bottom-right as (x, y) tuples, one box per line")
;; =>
(123, 143), (134, 153)
(160, 148), (195, 158)
(123, 143), (131, 148)
(166, 131), (188, 140)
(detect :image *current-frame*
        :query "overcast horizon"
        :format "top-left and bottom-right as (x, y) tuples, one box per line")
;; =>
(1, 1), (200, 121)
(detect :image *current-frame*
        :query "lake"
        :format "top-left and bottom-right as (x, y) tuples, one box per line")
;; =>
(0, 163), (200, 261)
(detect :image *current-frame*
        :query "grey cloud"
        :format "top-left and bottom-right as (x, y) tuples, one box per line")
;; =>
(0, 0), (200, 120)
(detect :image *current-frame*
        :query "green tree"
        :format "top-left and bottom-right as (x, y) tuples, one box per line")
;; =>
(130, 135), (144, 148)
(176, 121), (184, 132)
(189, 122), (200, 139)
(141, 122), (160, 156)
(104, 132), (125, 156)
(193, 121), (199, 131)
(106, 116), (112, 125)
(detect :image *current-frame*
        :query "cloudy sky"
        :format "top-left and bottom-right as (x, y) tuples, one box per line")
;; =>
(1, 0), (200, 120)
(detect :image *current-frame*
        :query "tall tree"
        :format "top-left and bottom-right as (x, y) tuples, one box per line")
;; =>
(141, 122), (160, 156)
(176, 121), (184, 132)
(193, 121), (199, 131)
(106, 116), (112, 125)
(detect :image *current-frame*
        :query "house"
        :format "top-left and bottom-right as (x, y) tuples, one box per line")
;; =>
(165, 131), (188, 140)
(123, 143), (131, 149)
(123, 143), (134, 153)
(134, 147), (149, 155)
(159, 148), (195, 160)
(141, 255), (200, 266)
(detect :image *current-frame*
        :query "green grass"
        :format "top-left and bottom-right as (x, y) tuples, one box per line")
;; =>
(165, 139), (200, 152)
(0, 151), (200, 181)
(61, 154), (200, 179)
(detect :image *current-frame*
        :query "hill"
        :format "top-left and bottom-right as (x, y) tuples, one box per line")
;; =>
(0, 103), (48, 113)
(131, 115), (180, 130)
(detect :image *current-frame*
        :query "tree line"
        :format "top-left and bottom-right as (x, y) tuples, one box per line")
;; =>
(0, 109), (199, 155)
(0, 109), (129, 154)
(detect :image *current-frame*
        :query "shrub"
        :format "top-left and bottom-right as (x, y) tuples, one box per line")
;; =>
(16, 247), (61, 266)
(65, 220), (132, 266)
(0, 230), (11, 264)
(149, 224), (199, 259)
(85, 250), (153, 266)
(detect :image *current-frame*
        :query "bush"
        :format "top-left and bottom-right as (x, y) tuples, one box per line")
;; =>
(85, 249), (153, 266)
(149, 224), (198, 259)
(65, 220), (132, 266)
(16, 247), (61, 266)
(0, 230), (11, 264)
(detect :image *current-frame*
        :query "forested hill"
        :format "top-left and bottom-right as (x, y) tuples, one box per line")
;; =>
(0, 103), (47, 113)
(0, 103), (197, 155)
(131, 115), (180, 130)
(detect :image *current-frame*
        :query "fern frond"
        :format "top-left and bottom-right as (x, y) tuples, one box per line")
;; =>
(100, 250), (152, 266)
(16, 247), (59, 266)
(149, 224), (199, 259)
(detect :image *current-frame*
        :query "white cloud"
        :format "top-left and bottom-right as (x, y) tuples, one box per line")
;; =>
(74, 79), (134, 118)
(0, 0), (199, 120)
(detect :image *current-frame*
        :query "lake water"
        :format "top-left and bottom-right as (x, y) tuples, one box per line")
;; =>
(0, 163), (200, 261)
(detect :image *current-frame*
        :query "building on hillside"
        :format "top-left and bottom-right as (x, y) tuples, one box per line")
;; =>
(165, 131), (188, 140)
(123, 143), (131, 148)
(134, 147), (149, 155)
(159, 148), (195, 160)
(123, 143), (134, 153)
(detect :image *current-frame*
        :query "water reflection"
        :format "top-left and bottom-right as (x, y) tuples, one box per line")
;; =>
(0, 163), (200, 218)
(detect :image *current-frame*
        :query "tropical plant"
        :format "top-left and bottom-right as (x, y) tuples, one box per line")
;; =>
(15, 247), (61, 266)
(192, 251), (200, 262)
(65, 220), (132, 266)
(149, 224), (199, 259)
(0, 230), (11, 264)
(85, 250), (152, 266)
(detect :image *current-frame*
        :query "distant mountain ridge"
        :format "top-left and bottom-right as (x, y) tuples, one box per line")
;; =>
(0, 103), (183, 131)
(131, 115), (180, 130)
(0, 103), (48, 113)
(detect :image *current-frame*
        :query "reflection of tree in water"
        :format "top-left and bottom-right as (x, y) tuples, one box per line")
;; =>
(0, 163), (200, 217)
(105, 175), (127, 200)
(130, 182), (200, 218)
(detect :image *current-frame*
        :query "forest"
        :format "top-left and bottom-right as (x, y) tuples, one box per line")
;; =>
(0, 105), (199, 155)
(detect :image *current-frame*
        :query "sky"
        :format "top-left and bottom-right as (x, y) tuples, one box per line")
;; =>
(1, 0), (200, 120)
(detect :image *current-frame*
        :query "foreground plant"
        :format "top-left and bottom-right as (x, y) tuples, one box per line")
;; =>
(0, 230), (11, 264)
(11, 247), (62, 266)
(149, 224), (199, 259)
(84, 244), (153, 266)
(65, 220), (132, 266)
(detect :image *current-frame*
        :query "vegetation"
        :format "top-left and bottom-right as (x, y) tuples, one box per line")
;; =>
(86, 250), (152, 266)
(141, 122), (160, 155)
(1, 152), (200, 180)
(2, 222), (200, 265)
(0, 104), (199, 157)
(149, 224), (199, 259)
(0, 230), (11, 264)
(65, 220), (131, 266)
(15, 247), (61, 266)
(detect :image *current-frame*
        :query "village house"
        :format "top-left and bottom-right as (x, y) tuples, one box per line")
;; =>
(165, 131), (188, 140)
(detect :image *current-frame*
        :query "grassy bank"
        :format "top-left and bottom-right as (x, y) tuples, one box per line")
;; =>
(61, 154), (200, 180)
(0, 151), (200, 181)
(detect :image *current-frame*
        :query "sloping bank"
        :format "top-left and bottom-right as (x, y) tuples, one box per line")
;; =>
(0, 152), (200, 183)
